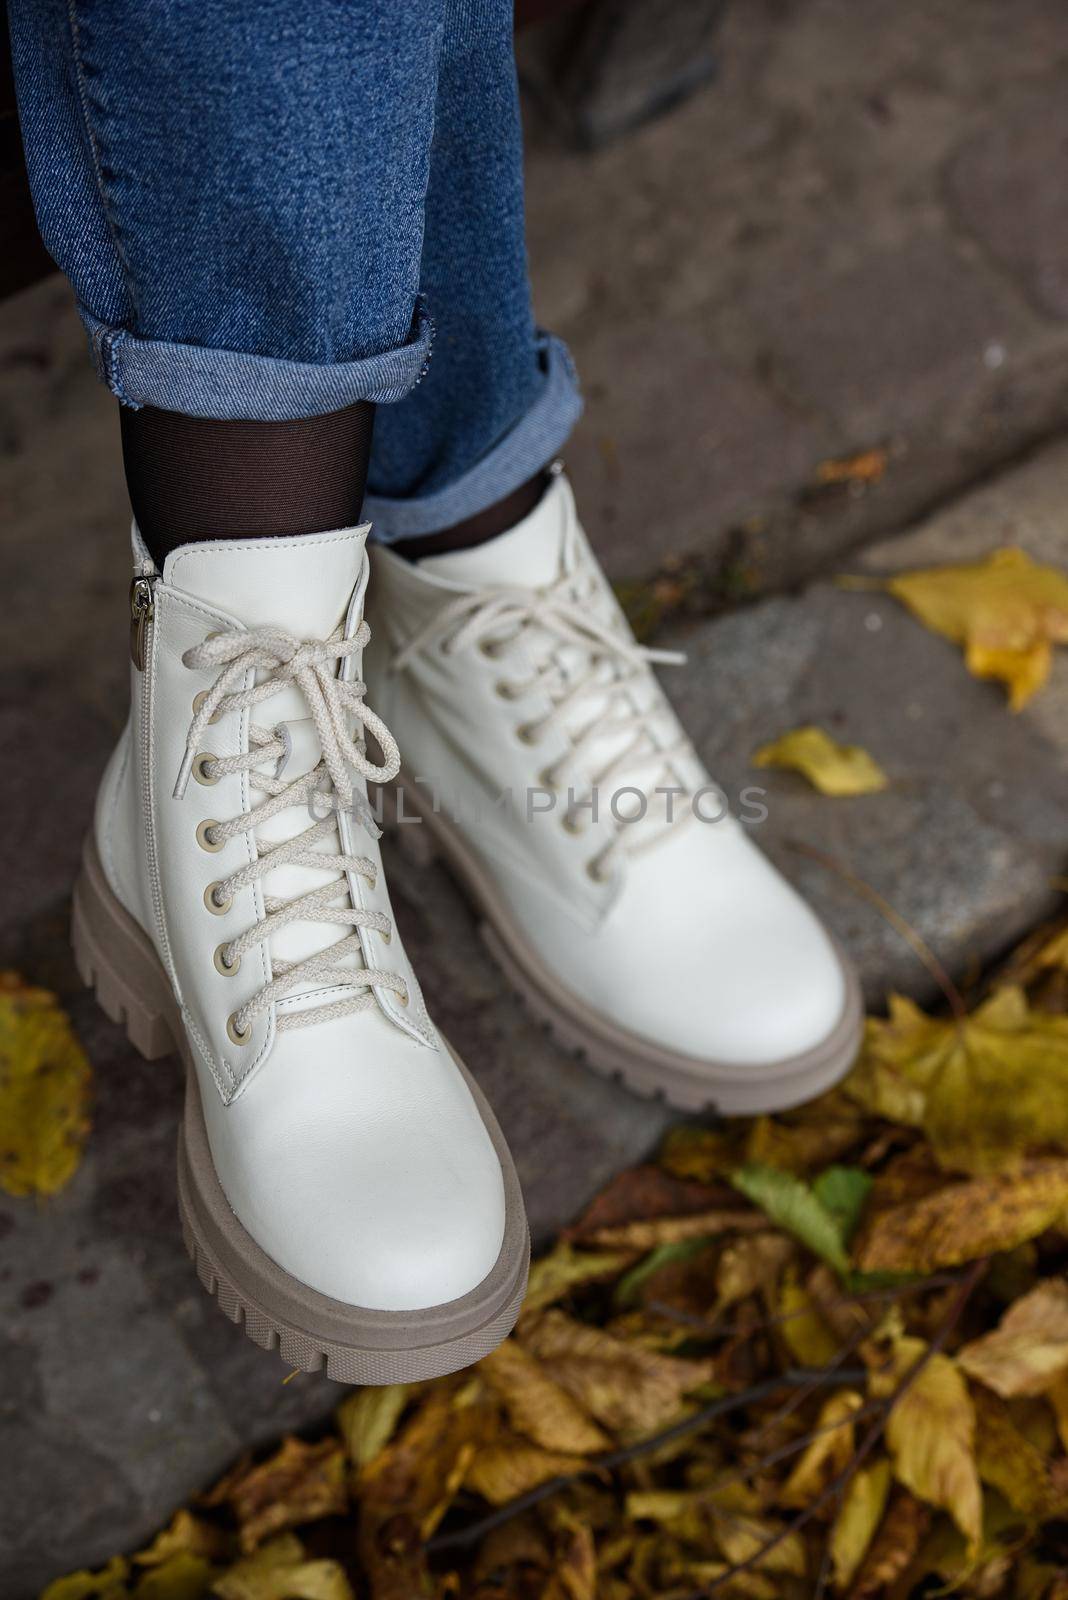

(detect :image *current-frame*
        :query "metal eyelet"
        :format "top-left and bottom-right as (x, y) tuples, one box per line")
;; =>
(226, 1012), (252, 1046)
(196, 819), (224, 852)
(214, 943), (240, 976)
(495, 680), (515, 699)
(479, 639), (501, 659)
(586, 859), (608, 883)
(380, 927), (392, 945)
(538, 767), (559, 791)
(562, 813), (584, 835)
(192, 751), (219, 786)
(204, 881), (232, 915)
(516, 723), (539, 745)
(191, 690), (221, 724)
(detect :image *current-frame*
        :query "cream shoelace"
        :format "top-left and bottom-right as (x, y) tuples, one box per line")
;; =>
(393, 567), (693, 880)
(176, 622), (405, 1038)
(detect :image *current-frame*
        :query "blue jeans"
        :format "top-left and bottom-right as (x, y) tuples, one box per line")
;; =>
(7, 0), (582, 538)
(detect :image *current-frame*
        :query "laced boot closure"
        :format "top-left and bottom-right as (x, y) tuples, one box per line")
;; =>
(363, 473), (862, 1111)
(392, 563), (691, 885)
(175, 621), (406, 1040)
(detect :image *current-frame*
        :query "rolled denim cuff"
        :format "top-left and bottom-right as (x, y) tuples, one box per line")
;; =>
(364, 332), (583, 541)
(80, 299), (434, 420)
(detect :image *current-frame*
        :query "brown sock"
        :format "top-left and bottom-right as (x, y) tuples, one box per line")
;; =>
(391, 469), (549, 562)
(121, 401), (375, 568)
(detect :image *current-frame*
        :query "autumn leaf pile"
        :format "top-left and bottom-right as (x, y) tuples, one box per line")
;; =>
(32, 909), (1068, 1600)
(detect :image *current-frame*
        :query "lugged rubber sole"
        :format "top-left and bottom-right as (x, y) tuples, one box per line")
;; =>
(71, 835), (530, 1385)
(390, 776), (865, 1117)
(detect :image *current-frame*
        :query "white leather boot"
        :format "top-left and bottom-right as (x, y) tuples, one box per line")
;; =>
(72, 523), (528, 1383)
(365, 471), (863, 1115)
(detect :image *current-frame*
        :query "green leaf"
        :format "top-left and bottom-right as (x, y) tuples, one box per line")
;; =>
(731, 1163), (850, 1275)
(812, 1165), (873, 1245)
(612, 1237), (714, 1308)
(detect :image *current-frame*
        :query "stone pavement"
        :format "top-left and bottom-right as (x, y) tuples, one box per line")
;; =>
(6, 1), (1068, 1592)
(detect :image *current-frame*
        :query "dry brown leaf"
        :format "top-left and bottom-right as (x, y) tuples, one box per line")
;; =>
(972, 1387), (1061, 1517)
(0, 972), (92, 1197)
(581, 1209), (765, 1251)
(828, 1457), (892, 1591)
(715, 1231), (796, 1310)
(779, 1390), (862, 1507)
(539, 1520), (597, 1600)
(847, 987), (1068, 1174)
(752, 725), (888, 796)
(856, 1160), (1068, 1272)
(478, 1338), (610, 1454)
(870, 1335), (981, 1551)
(464, 1440), (582, 1505)
(744, 1100), (866, 1175)
(210, 1437), (347, 1554)
(850, 1488), (929, 1598)
(870, 546), (1068, 709)
(958, 1279), (1068, 1398)
(521, 1309), (713, 1434)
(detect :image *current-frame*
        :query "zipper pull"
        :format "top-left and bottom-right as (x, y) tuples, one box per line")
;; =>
(130, 577), (155, 670)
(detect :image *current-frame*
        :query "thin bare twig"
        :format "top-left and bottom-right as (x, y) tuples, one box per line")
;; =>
(647, 1269), (961, 1343)
(425, 1366), (868, 1556)
(675, 1258), (986, 1599)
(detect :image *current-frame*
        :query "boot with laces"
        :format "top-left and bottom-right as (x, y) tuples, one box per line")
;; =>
(365, 471), (864, 1115)
(72, 523), (529, 1382)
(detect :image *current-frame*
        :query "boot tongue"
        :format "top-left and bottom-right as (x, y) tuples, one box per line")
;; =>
(417, 474), (569, 590)
(162, 525), (369, 637)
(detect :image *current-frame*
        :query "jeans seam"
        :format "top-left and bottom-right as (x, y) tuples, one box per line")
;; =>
(65, 0), (137, 365)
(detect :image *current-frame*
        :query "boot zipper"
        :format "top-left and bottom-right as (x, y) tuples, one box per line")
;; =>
(130, 576), (155, 670)
(130, 573), (172, 972)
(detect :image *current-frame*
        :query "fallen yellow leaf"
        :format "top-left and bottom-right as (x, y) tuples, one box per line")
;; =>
(133, 1551), (216, 1600)
(465, 1439), (583, 1505)
(0, 972), (91, 1197)
(777, 1274), (839, 1368)
(847, 987), (1068, 1173)
(779, 1390), (862, 1507)
(335, 1384), (409, 1472)
(133, 1509), (230, 1568)
(829, 1457), (892, 1591)
(873, 546), (1068, 710)
(212, 1534), (353, 1600)
(870, 1336), (981, 1552)
(479, 1337), (610, 1454)
(39, 1557), (129, 1600)
(752, 725), (888, 796)
(856, 1160), (1068, 1273)
(521, 1309), (713, 1434)
(958, 1280), (1068, 1398)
